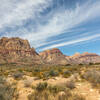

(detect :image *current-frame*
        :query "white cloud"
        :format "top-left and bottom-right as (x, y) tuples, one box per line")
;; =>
(0, 0), (100, 50)
(41, 34), (100, 51)
(23, 0), (100, 47)
(0, 0), (52, 29)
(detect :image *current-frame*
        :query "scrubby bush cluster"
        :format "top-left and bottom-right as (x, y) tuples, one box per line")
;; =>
(82, 69), (100, 87)
(0, 76), (18, 100)
(0, 63), (100, 100)
(0, 63), (84, 79)
(28, 82), (85, 100)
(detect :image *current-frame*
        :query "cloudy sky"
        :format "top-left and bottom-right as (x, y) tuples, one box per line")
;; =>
(0, 0), (100, 55)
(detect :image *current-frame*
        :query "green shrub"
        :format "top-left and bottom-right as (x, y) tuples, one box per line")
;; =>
(49, 69), (59, 77)
(36, 82), (48, 92)
(34, 68), (41, 72)
(28, 85), (85, 100)
(43, 72), (50, 79)
(63, 70), (71, 78)
(0, 77), (18, 100)
(28, 91), (51, 100)
(0, 76), (5, 84)
(12, 71), (24, 80)
(82, 69), (100, 87)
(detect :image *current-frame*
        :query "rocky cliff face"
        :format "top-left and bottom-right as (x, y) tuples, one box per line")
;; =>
(0, 37), (42, 64)
(39, 48), (68, 65)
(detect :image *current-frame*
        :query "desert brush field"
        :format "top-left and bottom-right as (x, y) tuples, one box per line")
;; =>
(0, 63), (100, 100)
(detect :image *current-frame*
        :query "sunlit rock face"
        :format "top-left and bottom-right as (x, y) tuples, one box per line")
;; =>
(0, 37), (42, 64)
(39, 48), (68, 65)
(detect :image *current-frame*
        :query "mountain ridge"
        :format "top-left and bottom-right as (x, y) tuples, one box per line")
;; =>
(0, 37), (100, 65)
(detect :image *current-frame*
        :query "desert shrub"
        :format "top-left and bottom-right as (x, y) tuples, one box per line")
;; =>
(48, 85), (66, 94)
(68, 67), (80, 73)
(28, 85), (85, 100)
(28, 90), (52, 100)
(82, 69), (100, 87)
(65, 64), (71, 66)
(79, 63), (83, 66)
(18, 68), (23, 72)
(58, 68), (62, 73)
(12, 71), (24, 80)
(0, 76), (5, 84)
(42, 72), (50, 79)
(0, 76), (18, 100)
(63, 70), (71, 78)
(49, 69), (59, 77)
(28, 88), (71, 100)
(36, 82), (48, 92)
(89, 63), (94, 65)
(66, 80), (75, 89)
(34, 68), (41, 72)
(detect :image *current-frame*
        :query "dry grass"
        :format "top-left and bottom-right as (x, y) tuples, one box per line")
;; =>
(28, 82), (85, 100)
(0, 63), (100, 100)
(0, 76), (18, 100)
(82, 69), (100, 88)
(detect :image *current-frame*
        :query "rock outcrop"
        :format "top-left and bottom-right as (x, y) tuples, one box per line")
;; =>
(39, 48), (68, 65)
(0, 37), (42, 64)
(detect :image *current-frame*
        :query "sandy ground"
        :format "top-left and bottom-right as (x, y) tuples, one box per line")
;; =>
(74, 82), (100, 100)
(7, 76), (100, 100)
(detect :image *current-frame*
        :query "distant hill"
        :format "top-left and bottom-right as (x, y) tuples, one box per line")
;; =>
(66, 52), (100, 64)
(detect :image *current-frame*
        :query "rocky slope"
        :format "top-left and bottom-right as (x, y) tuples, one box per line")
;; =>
(39, 48), (68, 65)
(0, 37), (42, 64)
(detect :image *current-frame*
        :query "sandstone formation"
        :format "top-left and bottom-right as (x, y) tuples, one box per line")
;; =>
(39, 48), (68, 65)
(0, 37), (42, 64)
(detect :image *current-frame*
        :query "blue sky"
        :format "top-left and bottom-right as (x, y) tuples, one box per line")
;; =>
(0, 0), (100, 55)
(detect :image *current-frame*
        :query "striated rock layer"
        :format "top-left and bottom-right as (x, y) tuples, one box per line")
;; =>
(0, 37), (42, 64)
(39, 48), (68, 65)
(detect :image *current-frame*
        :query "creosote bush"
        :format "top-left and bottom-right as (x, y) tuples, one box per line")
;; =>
(49, 69), (59, 77)
(66, 80), (75, 89)
(36, 82), (48, 91)
(63, 70), (71, 78)
(82, 69), (100, 87)
(12, 71), (24, 80)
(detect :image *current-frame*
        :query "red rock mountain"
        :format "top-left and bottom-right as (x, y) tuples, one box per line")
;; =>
(39, 48), (100, 65)
(66, 52), (100, 64)
(0, 37), (100, 65)
(0, 37), (42, 64)
(39, 48), (68, 65)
